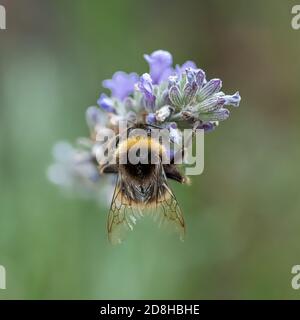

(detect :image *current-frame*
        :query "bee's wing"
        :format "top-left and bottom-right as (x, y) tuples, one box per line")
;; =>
(153, 165), (185, 241)
(107, 172), (142, 245)
(107, 165), (185, 244)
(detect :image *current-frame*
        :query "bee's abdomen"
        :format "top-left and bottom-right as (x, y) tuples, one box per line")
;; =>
(119, 162), (161, 204)
(122, 163), (155, 181)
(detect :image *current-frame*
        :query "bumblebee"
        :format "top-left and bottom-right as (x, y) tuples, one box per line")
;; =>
(100, 123), (188, 244)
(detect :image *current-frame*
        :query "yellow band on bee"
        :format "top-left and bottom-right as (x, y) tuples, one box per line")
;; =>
(117, 136), (166, 157)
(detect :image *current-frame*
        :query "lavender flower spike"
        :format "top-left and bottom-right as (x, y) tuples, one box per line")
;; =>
(48, 49), (242, 214)
(102, 71), (138, 101)
(144, 50), (173, 84)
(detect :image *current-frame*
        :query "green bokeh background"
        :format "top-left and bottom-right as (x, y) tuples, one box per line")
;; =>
(1, 0), (300, 299)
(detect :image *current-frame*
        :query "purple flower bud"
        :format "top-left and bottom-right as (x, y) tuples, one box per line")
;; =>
(186, 68), (196, 84)
(183, 81), (198, 105)
(197, 96), (225, 112)
(146, 113), (156, 124)
(194, 69), (206, 87)
(185, 67), (205, 88)
(102, 71), (138, 100)
(144, 50), (173, 84)
(199, 79), (222, 100)
(97, 93), (116, 113)
(197, 121), (218, 132)
(215, 108), (230, 121)
(168, 75), (179, 88)
(199, 108), (230, 122)
(223, 91), (241, 107)
(168, 85), (182, 107)
(137, 73), (156, 110)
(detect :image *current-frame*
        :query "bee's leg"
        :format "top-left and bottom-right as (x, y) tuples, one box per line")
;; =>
(100, 164), (118, 174)
(164, 164), (189, 184)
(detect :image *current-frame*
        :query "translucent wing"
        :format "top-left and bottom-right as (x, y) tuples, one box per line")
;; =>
(107, 165), (185, 244)
(107, 172), (143, 244)
(153, 166), (185, 241)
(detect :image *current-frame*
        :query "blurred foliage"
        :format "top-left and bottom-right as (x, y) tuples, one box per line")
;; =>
(0, 0), (300, 299)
